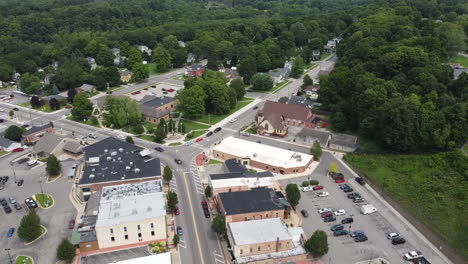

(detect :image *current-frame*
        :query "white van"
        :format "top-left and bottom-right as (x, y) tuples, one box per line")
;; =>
(27, 160), (38, 166)
(360, 204), (377, 215)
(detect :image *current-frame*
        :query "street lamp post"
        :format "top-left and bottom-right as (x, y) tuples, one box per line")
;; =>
(5, 248), (12, 264)
(10, 162), (17, 183)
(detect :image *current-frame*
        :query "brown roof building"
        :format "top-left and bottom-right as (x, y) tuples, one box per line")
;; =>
(256, 101), (317, 136)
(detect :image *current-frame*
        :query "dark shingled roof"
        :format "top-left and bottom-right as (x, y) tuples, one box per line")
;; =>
(187, 64), (206, 71)
(140, 95), (176, 108)
(210, 171), (273, 181)
(224, 159), (248, 173)
(23, 123), (52, 136)
(79, 137), (161, 185)
(219, 188), (283, 215)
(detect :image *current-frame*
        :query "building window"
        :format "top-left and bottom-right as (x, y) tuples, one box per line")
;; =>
(125, 235), (128, 240)
(110, 228), (113, 234)
(273, 168), (276, 171)
(260, 215), (262, 219)
(138, 233), (142, 238)
(266, 214), (268, 218)
(267, 245), (270, 251)
(253, 216), (255, 220)
(229, 188), (231, 192)
(276, 213), (279, 217)
(151, 231), (155, 236)
(257, 246), (261, 252)
(287, 242), (290, 247)
(278, 243), (282, 249)
(250, 248), (252, 253)
(124, 227), (127, 232)
(244, 217), (247, 221)
(111, 236), (115, 242)
(137, 225), (141, 230)
(240, 249), (243, 255)
(150, 223), (154, 228)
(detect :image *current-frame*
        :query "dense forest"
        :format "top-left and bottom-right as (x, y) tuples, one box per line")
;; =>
(0, 0), (466, 152)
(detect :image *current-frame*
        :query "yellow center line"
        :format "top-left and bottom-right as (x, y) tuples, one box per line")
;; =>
(183, 172), (205, 264)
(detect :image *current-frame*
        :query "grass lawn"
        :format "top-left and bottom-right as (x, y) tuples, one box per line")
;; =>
(207, 159), (223, 165)
(320, 52), (330, 60)
(240, 96), (254, 101)
(304, 63), (318, 70)
(66, 116), (101, 128)
(35, 193), (54, 208)
(451, 55), (468, 68)
(143, 122), (158, 133)
(19, 102), (31, 107)
(169, 142), (182, 146)
(192, 100), (253, 125)
(0, 151), (9, 157)
(147, 63), (158, 75)
(180, 119), (211, 131)
(272, 80), (293, 93)
(184, 130), (208, 141)
(138, 135), (155, 142)
(37, 105), (59, 113)
(15, 256), (33, 264)
(344, 151), (468, 258)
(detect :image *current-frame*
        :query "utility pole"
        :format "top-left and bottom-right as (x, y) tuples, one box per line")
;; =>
(10, 162), (17, 183)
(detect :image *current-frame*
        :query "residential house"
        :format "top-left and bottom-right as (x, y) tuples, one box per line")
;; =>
(86, 57), (97, 70)
(43, 73), (54, 86)
(329, 133), (358, 152)
(114, 56), (127, 67)
(285, 96), (315, 109)
(32, 133), (82, 159)
(23, 123), (54, 143)
(77, 137), (161, 201)
(110, 48), (121, 57)
(219, 67), (239, 80)
(311, 50), (321, 61)
(185, 64), (206, 77)
(186, 53), (195, 64)
(454, 68), (468, 79)
(256, 100), (318, 136)
(137, 45), (152, 56)
(0, 137), (22, 152)
(304, 85), (320, 100)
(178, 41), (186, 47)
(268, 61), (292, 85)
(139, 95), (178, 124)
(294, 128), (331, 147)
(12, 72), (21, 82)
(120, 69), (134, 83)
(209, 159), (275, 197)
(218, 188), (286, 223)
(227, 218), (307, 264)
(41, 94), (67, 105)
(76, 84), (96, 94)
(324, 37), (342, 53)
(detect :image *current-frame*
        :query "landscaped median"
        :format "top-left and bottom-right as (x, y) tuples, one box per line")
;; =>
(33, 193), (54, 209)
(24, 225), (47, 246)
(15, 256), (33, 264)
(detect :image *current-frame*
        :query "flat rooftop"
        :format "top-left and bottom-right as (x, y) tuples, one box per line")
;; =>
(79, 137), (161, 185)
(219, 188), (283, 215)
(96, 180), (166, 227)
(229, 218), (293, 245)
(213, 137), (313, 169)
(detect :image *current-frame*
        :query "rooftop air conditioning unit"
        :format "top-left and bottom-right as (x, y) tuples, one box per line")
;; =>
(107, 157), (112, 161)
(110, 151), (118, 156)
(89, 174), (95, 179)
(134, 168), (140, 173)
(129, 161), (134, 166)
(119, 148), (124, 152)
(125, 166), (131, 171)
(104, 149), (108, 153)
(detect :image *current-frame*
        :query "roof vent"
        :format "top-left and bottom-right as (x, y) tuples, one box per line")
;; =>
(119, 148), (124, 152)
(129, 162), (133, 166)
(117, 157), (121, 161)
(89, 174), (95, 179)
(125, 166), (131, 171)
(104, 149), (108, 153)
(134, 168), (140, 173)
(110, 151), (117, 156)
(112, 202), (120, 208)
(107, 157), (112, 161)
(147, 206), (152, 212)
(253, 153), (258, 157)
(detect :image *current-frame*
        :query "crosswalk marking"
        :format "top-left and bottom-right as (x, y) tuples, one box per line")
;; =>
(214, 252), (225, 263)
(178, 239), (187, 249)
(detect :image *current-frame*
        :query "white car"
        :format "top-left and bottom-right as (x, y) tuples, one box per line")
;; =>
(386, 232), (400, 240)
(317, 192), (329, 197)
(318, 208), (332, 214)
(0, 108), (4, 112)
(184, 141), (193, 146)
(229, 118), (237, 123)
(403, 251), (423, 260)
(302, 186), (313, 192)
(334, 209), (346, 216)
(27, 160), (38, 166)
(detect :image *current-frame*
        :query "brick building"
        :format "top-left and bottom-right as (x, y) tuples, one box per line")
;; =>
(227, 218), (307, 264)
(139, 95), (178, 124)
(185, 64), (206, 77)
(212, 137), (314, 175)
(218, 188), (286, 223)
(23, 123), (54, 143)
(77, 137), (161, 201)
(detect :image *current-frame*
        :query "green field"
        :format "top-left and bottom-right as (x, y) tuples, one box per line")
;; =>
(192, 100), (253, 125)
(344, 151), (468, 258)
(180, 120), (211, 131)
(451, 55), (468, 68)
(138, 135), (154, 141)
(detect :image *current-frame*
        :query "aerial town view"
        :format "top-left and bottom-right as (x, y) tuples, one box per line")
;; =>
(0, 0), (466, 264)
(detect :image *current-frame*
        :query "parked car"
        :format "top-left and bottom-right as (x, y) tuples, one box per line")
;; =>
(174, 206), (180, 215)
(206, 131), (213, 137)
(27, 159), (38, 166)
(229, 118), (237, 123)
(353, 197), (364, 203)
(150, 85), (157, 88)
(301, 209), (309, 217)
(347, 192), (360, 199)
(403, 251), (423, 260)
(0, 198), (7, 206)
(321, 211), (333, 218)
(154, 147), (164, 152)
(196, 138), (203, 142)
(312, 185), (324, 190)
(174, 159), (182, 165)
(323, 216), (336, 222)
(0, 118), (4, 123)
(166, 89), (175, 93)
(203, 208), (211, 218)
(355, 177), (366, 185)
(12, 148), (24, 152)
(3, 205), (12, 213)
(333, 229), (349, 236)
(253, 106), (258, 110)
(6, 227), (15, 237)
(317, 192), (329, 197)
(1, 176), (8, 183)
(330, 224), (344, 231)
(341, 217), (354, 224)
(354, 234), (368, 242)
(386, 232), (400, 240)
(335, 179), (345, 183)
(343, 186), (353, 193)
(17, 179), (24, 186)
(13, 107), (19, 111)
(9, 197), (16, 204)
(25, 198), (38, 208)
(21, 124), (29, 128)
(302, 186), (313, 192)
(334, 209), (346, 216)
(14, 204), (21, 210)
(392, 237), (406, 245)
(214, 127), (222, 133)
(339, 184), (349, 190)
(201, 200), (208, 210)
(350, 230), (365, 237)
(88, 133), (97, 139)
(177, 226), (183, 236)
(68, 219), (75, 229)
(318, 208), (332, 214)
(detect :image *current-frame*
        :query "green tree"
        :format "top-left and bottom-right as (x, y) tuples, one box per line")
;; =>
(205, 185), (213, 198)
(128, 47), (143, 67)
(126, 136), (134, 144)
(211, 214), (226, 235)
(329, 162), (339, 174)
(5, 125), (23, 142)
(251, 73), (273, 91)
(130, 63), (149, 82)
(301, 74), (313, 89)
(230, 78), (246, 99)
(290, 22), (309, 47)
(152, 46), (172, 72)
(154, 124), (166, 143)
(9, 110), (14, 118)
(291, 56), (304, 78)
(84, 39), (100, 57)
(176, 85), (206, 118)
(46, 154), (61, 177)
(71, 93), (93, 121)
(56, 238), (76, 262)
(104, 97), (142, 128)
(49, 98), (61, 110)
(285, 183), (301, 208)
(173, 234), (180, 247)
(167, 191), (178, 211)
(163, 166), (173, 185)
(311, 141), (322, 161)
(19, 73), (42, 95)
(18, 209), (42, 242)
(256, 52), (271, 72)
(96, 45), (114, 67)
(30, 96), (42, 108)
(305, 230), (329, 258)
(238, 56), (257, 84)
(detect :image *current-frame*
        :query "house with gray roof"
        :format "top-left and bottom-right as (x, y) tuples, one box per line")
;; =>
(138, 95), (178, 124)
(32, 133), (82, 159)
(0, 137), (22, 152)
(268, 60), (292, 84)
(76, 84), (95, 93)
(294, 128), (331, 147)
(329, 133), (358, 152)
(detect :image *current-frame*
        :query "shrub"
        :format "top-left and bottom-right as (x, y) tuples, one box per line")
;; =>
(309, 180), (319, 185)
(302, 181), (310, 187)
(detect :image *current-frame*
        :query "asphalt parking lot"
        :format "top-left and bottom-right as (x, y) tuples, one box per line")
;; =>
(81, 246), (149, 263)
(0, 154), (77, 264)
(279, 152), (448, 264)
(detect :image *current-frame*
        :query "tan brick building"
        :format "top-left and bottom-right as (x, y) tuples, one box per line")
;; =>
(227, 218), (307, 264)
(139, 95), (178, 124)
(23, 123), (54, 143)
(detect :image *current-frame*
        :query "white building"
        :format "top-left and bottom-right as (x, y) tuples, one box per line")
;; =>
(95, 180), (167, 249)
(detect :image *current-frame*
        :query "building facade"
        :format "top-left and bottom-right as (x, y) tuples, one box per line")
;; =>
(23, 123), (54, 143)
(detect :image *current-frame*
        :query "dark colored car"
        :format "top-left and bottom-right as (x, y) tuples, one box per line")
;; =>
(201, 200), (208, 210)
(174, 206), (180, 215)
(204, 208), (211, 218)
(174, 159), (182, 165)
(3, 205), (12, 214)
(350, 230), (364, 237)
(253, 106), (258, 110)
(14, 204), (22, 210)
(13, 107), (19, 111)
(154, 147), (164, 152)
(343, 187), (353, 193)
(347, 192), (360, 199)
(151, 85), (157, 88)
(17, 179), (24, 186)
(21, 124), (29, 128)
(214, 127), (222, 133)
(301, 209), (309, 217)
(323, 216), (336, 222)
(68, 220), (75, 229)
(321, 211), (333, 218)
(6, 227), (15, 237)
(355, 177), (366, 185)
(339, 184), (349, 190)
(177, 226), (183, 236)
(106, 91), (113, 94)
(333, 229), (349, 236)
(341, 217), (354, 224)
(256, 140), (261, 143)
(0, 118), (4, 123)
(206, 131), (213, 137)
(0, 198), (7, 207)
(392, 237), (406, 245)
(354, 234), (368, 242)
(330, 224), (344, 231)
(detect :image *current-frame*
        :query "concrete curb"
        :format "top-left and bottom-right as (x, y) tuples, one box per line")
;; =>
(24, 225), (47, 246)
